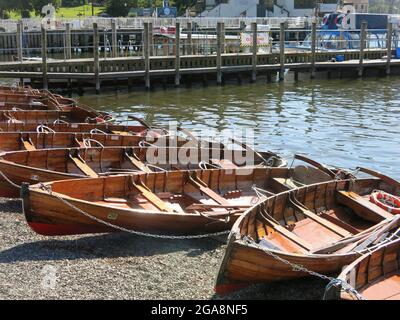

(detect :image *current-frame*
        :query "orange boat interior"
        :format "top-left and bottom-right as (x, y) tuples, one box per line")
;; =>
(341, 239), (400, 300)
(238, 179), (399, 254)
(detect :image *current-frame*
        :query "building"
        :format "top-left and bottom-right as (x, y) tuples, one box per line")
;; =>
(199, 0), (338, 17)
(343, 0), (369, 13)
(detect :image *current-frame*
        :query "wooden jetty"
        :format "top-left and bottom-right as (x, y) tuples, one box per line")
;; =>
(0, 19), (397, 92)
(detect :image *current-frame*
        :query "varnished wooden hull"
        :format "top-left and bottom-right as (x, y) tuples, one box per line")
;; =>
(324, 238), (400, 300)
(23, 182), (238, 236)
(0, 109), (110, 124)
(215, 233), (360, 295)
(0, 89), (75, 110)
(0, 122), (159, 136)
(0, 146), (285, 198)
(0, 132), (181, 152)
(22, 167), (317, 237)
(215, 178), (400, 295)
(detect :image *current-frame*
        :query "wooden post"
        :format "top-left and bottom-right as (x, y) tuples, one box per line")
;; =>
(187, 22), (193, 55)
(279, 22), (285, 81)
(111, 19), (117, 58)
(65, 23), (72, 60)
(144, 22), (150, 90)
(221, 23), (226, 54)
(310, 21), (316, 79)
(216, 22), (224, 85)
(41, 25), (48, 90)
(149, 22), (154, 56)
(386, 22), (393, 75)
(175, 22), (181, 86)
(93, 23), (100, 93)
(251, 22), (257, 82)
(358, 21), (367, 77)
(16, 20), (23, 62)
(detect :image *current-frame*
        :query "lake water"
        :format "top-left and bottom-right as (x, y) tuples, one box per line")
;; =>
(67, 76), (400, 179)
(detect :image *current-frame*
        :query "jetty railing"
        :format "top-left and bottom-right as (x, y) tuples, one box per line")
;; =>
(0, 16), (311, 32)
(0, 20), (397, 91)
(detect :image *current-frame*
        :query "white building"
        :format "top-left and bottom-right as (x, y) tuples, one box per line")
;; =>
(199, 0), (338, 17)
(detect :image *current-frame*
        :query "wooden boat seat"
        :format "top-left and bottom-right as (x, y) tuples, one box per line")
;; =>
(129, 177), (175, 213)
(124, 150), (153, 173)
(258, 212), (313, 251)
(290, 201), (352, 238)
(292, 165), (332, 185)
(209, 158), (238, 169)
(271, 223), (313, 251)
(187, 173), (233, 207)
(272, 177), (301, 190)
(69, 154), (98, 178)
(111, 130), (130, 136)
(21, 137), (36, 151)
(336, 190), (393, 223)
(319, 210), (362, 234)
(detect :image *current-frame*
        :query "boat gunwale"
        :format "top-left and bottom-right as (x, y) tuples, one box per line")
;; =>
(335, 237), (400, 300)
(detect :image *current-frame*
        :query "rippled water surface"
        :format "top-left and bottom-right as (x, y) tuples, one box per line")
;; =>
(78, 77), (400, 179)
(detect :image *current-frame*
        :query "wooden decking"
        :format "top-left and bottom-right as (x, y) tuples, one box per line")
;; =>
(0, 50), (397, 91)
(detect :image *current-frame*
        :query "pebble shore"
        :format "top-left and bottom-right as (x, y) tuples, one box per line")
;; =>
(0, 198), (326, 300)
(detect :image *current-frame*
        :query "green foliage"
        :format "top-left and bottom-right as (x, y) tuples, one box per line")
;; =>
(174, 0), (196, 15)
(104, 0), (140, 16)
(31, 0), (61, 14)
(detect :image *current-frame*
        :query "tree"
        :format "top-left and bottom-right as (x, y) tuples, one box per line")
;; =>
(31, 0), (61, 15)
(105, 0), (138, 16)
(174, 0), (195, 15)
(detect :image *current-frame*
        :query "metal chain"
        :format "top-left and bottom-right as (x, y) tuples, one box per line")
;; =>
(38, 183), (230, 240)
(248, 238), (366, 300)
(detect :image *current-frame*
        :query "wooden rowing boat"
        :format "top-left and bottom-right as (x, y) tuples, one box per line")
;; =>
(0, 109), (112, 124)
(215, 174), (400, 295)
(0, 131), (163, 152)
(22, 164), (341, 236)
(0, 87), (112, 121)
(324, 237), (400, 300)
(0, 121), (169, 137)
(0, 129), (221, 151)
(0, 91), (76, 110)
(0, 146), (286, 197)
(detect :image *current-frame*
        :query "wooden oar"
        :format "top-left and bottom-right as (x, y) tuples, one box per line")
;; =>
(343, 215), (400, 253)
(127, 115), (151, 129)
(357, 167), (400, 189)
(312, 214), (400, 254)
(186, 203), (251, 210)
(177, 127), (200, 146)
(294, 154), (336, 178)
(229, 137), (272, 165)
(177, 127), (225, 149)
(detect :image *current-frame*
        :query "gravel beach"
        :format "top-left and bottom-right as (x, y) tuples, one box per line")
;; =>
(0, 198), (326, 300)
